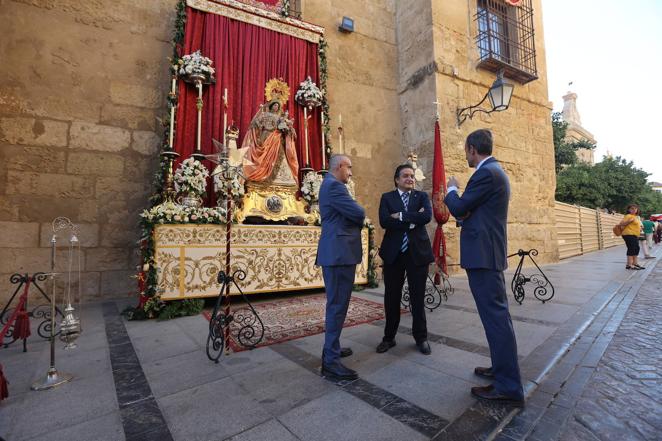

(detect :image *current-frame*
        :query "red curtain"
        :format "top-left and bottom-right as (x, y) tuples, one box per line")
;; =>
(175, 7), (322, 177)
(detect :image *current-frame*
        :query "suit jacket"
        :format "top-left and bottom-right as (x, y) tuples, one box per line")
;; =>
(444, 157), (510, 271)
(378, 189), (435, 266)
(316, 173), (366, 266)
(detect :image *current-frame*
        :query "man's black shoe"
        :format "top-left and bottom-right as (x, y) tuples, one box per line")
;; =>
(471, 385), (524, 408)
(416, 340), (431, 355)
(376, 340), (396, 353)
(474, 366), (494, 379)
(321, 361), (359, 381)
(340, 347), (353, 358)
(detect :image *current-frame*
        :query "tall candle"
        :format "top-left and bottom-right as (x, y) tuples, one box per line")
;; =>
(196, 82), (202, 152)
(303, 107), (309, 165)
(168, 76), (176, 148)
(223, 88), (228, 146)
(321, 112), (326, 169)
(338, 113), (343, 154)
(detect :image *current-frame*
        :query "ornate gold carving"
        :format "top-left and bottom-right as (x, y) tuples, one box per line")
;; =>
(186, 0), (324, 43)
(154, 225), (368, 299)
(235, 182), (318, 223)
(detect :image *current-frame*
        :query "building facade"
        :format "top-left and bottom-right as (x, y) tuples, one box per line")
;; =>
(0, 0), (557, 304)
(561, 91), (596, 164)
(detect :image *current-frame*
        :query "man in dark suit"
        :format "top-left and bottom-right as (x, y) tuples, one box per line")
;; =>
(444, 129), (524, 407)
(317, 154), (365, 381)
(376, 164), (435, 355)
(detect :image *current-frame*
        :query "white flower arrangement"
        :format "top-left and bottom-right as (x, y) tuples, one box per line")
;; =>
(301, 171), (323, 204)
(214, 165), (246, 204)
(140, 201), (227, 225)
(178, 50), (216, 80)
(174, 158), (210, 196)
(295, 76), (323, 109)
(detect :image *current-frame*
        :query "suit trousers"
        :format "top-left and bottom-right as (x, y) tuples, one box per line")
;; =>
(467, 268), (523, 398)
(382, 249), (428, 343)
(322, 265), (356, 365)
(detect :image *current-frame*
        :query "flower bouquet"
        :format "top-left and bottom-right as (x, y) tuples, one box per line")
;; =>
(214, 164), (246, 206)
(140, 201), (227, 225)
(295, 76), (323, 109)
(174, 158), (209, 207)
(178, 50), (216, 83)
(301, 170), (323, 204)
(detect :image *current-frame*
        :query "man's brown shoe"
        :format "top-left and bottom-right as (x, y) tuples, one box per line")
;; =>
(474, 366), (494, 379)
(471, 385), (524, 407)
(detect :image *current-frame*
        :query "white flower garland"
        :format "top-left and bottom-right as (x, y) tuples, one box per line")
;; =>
(174, 158), (209, 196)
(178, 50), (215, 79)
(301, 171), (323, 204)
(140, 201), (227, 224)
(295, 76), (323, 108)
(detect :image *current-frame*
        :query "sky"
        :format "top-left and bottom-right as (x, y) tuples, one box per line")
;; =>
(542, 0), (662, 182)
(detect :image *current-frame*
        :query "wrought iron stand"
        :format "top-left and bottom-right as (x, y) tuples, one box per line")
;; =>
(508, 249), (555, 304)
(401, 274), (454, 312)
(206, 269), (265, 363)
(205, 152), (265, 363)
(1, 273), (63, 350)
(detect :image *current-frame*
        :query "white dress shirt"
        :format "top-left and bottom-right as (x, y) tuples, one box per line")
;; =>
(397, 188), (415, 229)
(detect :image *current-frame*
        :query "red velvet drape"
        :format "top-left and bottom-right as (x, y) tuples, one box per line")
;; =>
(175, 7), (323, 177)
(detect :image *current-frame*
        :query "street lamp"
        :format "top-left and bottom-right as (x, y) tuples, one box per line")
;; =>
(457, 69), (514, 126)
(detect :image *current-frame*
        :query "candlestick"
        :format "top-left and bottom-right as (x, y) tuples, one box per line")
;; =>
(321, 112), (326, 169)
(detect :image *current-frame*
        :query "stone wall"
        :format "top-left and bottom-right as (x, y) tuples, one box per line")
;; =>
(395, 0), (558, 269)
(0, 0), (176, 304)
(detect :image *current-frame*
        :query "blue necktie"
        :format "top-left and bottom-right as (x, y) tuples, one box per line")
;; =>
(401, 192), (409, 253)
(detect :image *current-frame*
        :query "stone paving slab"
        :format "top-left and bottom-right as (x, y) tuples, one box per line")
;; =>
(0, 245), (658, 441)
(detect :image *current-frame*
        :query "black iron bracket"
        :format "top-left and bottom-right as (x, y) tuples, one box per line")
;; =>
(206, 269), (265, 363)
(507, 249), (555, 305)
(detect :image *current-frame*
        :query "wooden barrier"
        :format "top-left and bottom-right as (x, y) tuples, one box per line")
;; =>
(554, 202), (623, 260)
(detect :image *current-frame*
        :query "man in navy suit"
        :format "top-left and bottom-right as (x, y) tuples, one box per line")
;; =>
(317, 154), (365, 381)
(376, 164), (435, 355)
(444, 129), (524, 407)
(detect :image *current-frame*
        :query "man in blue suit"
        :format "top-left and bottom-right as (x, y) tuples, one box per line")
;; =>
(444, 129), (524, 407)
(317, 154), (365, 381)
(376, 164), (435, 355)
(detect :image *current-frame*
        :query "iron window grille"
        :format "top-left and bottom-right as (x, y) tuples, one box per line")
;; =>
(476, 0), (538, 84)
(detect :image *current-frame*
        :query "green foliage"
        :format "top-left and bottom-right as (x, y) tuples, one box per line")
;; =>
(123, 298), (205, 321)
(156, 299), (205, 320)
(552, 112), (596, 173)
(556, 156), (662, 214)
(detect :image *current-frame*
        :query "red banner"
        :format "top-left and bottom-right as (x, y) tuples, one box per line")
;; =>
(504, 0), (523, 6)
(431, 120), (450, 281)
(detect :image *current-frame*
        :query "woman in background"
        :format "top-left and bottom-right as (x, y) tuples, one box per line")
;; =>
(619, 204), (643, 270)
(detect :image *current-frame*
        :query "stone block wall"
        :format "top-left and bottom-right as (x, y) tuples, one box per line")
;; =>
(0, 0), (176, 304)
(395, 0), (558, 269)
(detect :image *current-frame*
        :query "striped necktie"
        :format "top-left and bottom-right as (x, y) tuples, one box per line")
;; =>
(401, 192), (409, 253)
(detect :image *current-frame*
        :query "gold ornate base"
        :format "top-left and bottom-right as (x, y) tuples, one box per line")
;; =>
(154, 224), (369, 300)
(235, 183), (318, 224)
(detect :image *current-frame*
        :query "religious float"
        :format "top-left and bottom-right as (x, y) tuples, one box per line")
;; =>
(132, 0), (378, 320)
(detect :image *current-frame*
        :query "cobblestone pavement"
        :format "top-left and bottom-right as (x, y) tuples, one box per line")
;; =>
(557, 260), (662, 441)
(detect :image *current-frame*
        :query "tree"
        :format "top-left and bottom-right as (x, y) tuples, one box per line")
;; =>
(556, 156), (662, 214)
(552, 112), (596, 173)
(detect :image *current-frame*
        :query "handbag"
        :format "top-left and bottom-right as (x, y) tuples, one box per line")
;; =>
(612, 224), (624, 236)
